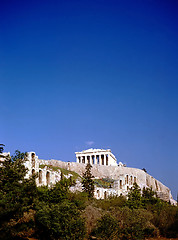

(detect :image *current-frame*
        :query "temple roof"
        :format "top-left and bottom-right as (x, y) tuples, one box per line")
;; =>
(77, 148), (111, 153)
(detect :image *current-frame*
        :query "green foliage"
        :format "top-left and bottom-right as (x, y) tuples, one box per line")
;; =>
(142, 186), (158, 206)
(68, 191), (88, 210)
(92, 214), (120, 240)
(0, 144), (5, 154)
(82, 163), (94, 198)
(127, 182), (142, 209)
(82, 204), (102, 236)
(0, 150), (37, 239)
(0, 150), (27, 187)
(37, 178), (70, 204)
(35, 201), (86, 240)
(114, 207), (155, 240)
(95, 195), (126, 211)
(108, 195), (127, 208)
(35, 178), (86, 239)
(151, 202), (178, 238)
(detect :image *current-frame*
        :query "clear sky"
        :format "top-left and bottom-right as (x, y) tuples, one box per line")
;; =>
(0, 0), (178, 199)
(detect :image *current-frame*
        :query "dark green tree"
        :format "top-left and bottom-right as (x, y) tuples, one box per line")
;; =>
(115, 207), (155, 240)
(0, 144), (5, 154)
(35, 201), (86, 240)
(37, 178), (71, 204)
(82, 163), (94, 198)
(127, 182), (142, 209)
(142, 187), (157, 206)
(0, 150), (37, 239)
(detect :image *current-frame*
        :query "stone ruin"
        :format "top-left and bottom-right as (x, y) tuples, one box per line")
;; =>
(23, 149), (176, 205)
(24, 152), (61, 187)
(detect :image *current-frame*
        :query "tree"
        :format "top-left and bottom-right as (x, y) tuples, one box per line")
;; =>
(35, 201), (86, 240)
(142, 187), (157, 206)
(82, 163), (94, 198)
(0, 144), (5, 154)
(114, 207), (155, 240)
(127, 182), (142, 209)
(0, 150), (37, 239)
(37, 178), (70, 204)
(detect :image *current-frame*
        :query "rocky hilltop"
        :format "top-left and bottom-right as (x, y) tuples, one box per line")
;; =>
(36, 157), (176, 205)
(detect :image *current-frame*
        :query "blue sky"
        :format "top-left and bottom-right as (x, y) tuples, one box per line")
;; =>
(0, 0), (178, 199)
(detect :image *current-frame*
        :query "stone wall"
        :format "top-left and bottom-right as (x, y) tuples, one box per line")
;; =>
(3, 151), (176, 204)
(38, 158), (175, 204)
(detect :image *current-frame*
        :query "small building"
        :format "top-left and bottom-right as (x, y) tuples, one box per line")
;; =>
(75, 148), (118, 166)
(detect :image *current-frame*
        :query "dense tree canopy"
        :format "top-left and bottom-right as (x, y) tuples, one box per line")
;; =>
(0, 150), (37, 239)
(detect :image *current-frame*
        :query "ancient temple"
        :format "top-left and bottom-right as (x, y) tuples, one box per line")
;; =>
(75, 148), (118, 166)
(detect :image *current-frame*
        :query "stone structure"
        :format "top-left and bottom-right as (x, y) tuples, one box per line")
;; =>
(0, 152), (10, 162)
(25, 152), (61, 187)
(11, 149), (176, 205)
(75, 148), (117, 166)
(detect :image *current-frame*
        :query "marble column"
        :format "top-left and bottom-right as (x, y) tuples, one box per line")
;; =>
(107, 153), (110, 166)
(91, 155), (94, 164)
(99, 155), (101, 165)
(104, 154), (106, 166)
(95, 155), (97, 164)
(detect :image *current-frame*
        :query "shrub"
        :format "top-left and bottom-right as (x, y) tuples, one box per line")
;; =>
(114, 207), (156, 240)
(82, 204), (102, 236)
(151, 203), (178, 238)
(126, 182), (142, 209)
(92, 214), (120, 240)
(35, 201), (86, 240)
(95, 195), (126, 211)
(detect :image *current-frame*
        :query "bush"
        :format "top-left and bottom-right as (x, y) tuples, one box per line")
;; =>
(92, 214), (120, 240)
(82, 204), (102, 236)
(126, 183), (142, 209)
(35, 201), (86, 240)
(113, 207), (156, 240)
(151, 202), (178, 238)
(68, 191), (88, 210)
(95, 195), (126, 211)
(37, 178), (70, 204)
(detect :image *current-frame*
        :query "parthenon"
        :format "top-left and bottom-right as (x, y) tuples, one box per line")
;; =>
(75, 148), (118, 166)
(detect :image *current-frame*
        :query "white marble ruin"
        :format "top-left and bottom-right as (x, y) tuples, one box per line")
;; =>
(12, 149), (176, 205)
(75, 148), (118, 166)
(24, 152), (61, 187)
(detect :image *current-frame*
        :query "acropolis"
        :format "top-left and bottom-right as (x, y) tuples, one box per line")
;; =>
(17, 148), (176, 205)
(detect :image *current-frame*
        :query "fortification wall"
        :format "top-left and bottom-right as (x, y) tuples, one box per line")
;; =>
(38, 159), (174, 203)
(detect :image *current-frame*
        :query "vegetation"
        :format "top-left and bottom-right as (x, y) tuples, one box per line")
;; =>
(92, 214), (120, 240)
(0, 144), (5, 154)
(0, 150), (178, 239)
(126, 182), (143, 209)
(0, 150), (37, 239)
(82, 163), (94, 198)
